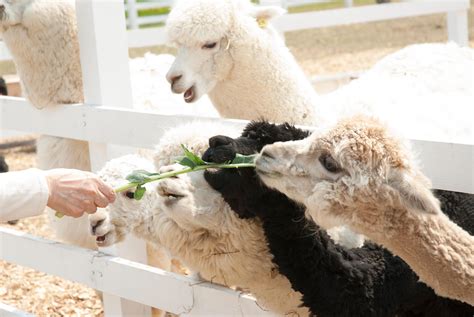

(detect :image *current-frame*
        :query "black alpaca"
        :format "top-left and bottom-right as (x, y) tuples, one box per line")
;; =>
(202, 121), (474, 317)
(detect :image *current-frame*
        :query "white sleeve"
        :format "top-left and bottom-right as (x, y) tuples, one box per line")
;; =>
(0, 169), (50, 222)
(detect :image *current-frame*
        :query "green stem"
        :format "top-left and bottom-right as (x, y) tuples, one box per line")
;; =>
(114, 162), (256, 193)
(55, 162), (255, 218)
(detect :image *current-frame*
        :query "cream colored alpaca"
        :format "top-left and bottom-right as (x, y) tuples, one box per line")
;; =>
(166, 0), (318, 125)
(254, 116), (474, 305)
(88, 124), (309, 315)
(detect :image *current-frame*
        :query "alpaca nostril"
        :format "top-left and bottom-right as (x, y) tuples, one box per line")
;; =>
(170, 75), (182, 86)
(261, 150), (275, 160)
(91, 219), (105, 235)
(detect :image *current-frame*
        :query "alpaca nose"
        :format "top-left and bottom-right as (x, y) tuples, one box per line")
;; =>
(261, 148), (275, 160)
(90, 219), (103, 235)
(168, 74), (182, 86)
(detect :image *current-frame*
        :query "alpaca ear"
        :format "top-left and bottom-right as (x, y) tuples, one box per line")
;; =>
(389, 170), (441, 215)
(249, 5), (286, 22)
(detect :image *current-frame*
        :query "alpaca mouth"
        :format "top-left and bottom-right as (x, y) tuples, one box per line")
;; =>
(158, 187), (186, 201)
(256, 166), (281, 178)
(184, 86), (195, 103)
(255, 156), (281, 178)
(96, 235), (107, 246)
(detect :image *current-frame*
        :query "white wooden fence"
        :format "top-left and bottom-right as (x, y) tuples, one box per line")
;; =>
(125, 0), (347, 29)
(0, 0), (470, 60)
(0, 0), (472, 316)
(127, 0), (472, 48)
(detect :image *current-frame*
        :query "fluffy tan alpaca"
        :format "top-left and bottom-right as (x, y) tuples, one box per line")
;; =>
(255, 116), (474, 305)
(88, 124), (309, 315)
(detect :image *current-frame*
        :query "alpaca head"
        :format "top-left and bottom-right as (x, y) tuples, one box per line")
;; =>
(0, 0), (33, 28)
(165, 0), (285, 103)
(156, 164), (241, 233)
(256, 116), (441, 234)
(89, 155), (159, 247)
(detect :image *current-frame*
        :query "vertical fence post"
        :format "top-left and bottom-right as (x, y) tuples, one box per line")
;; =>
(447, 10), (468, 47)
(74, 1), (151, 316)
(126, 0), (139, 29)
(344, 0), (353, 7)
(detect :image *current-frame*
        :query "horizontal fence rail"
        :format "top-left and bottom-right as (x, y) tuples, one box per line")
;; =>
(1, 97), (472, 194)
(0, 0), (469, 60)
(0, 227), (275, 316)
(274, 0), (469, 32)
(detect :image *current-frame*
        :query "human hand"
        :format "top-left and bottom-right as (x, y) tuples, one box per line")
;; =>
(45, 169), (116, 218)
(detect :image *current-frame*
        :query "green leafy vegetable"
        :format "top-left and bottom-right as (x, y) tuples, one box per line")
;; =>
(55, 145), (257, 217)
(125, 169), (159, 183)
(134, 185), (146, 200)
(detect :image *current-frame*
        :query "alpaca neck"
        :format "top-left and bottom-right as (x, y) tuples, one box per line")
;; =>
(140, 214), (307, 315)
(3, 6), (83, 108)
(380, 211), (474, 305)
(208, 28), (319, 125)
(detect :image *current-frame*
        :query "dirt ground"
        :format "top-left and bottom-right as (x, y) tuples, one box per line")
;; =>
(1, 6), (473, 316)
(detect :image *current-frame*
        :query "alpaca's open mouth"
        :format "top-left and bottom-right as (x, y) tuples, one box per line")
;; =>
(158, 187), (186, 201)
(184, 86), (195, 103)
(96, 235), (107, 246)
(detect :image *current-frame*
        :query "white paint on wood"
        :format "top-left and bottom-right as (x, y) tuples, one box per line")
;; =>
(447, 10), (469, 46)
(75, 0), (151, 316)
(0, 228), (275, 316)
(0, 98), (472, 194)
(274, 1), (470, 32)
(126, 0), (139, 29)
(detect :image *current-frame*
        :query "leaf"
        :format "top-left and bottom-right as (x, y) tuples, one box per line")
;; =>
(126, 170), (158, 184)
(134, 185), (146, 200)
(181, 144), (207, 166)
(177, 156), (197, 169)
(231, 154), (257, 165)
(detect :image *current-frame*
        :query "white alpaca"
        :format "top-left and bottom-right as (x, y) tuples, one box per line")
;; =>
(88, 152), (309, 316)
(164, 1), (472, 143)
(165, 0), (319, 125)
(255, 115), (474, 305)
(0, 0), (212, 249)
(319, 43), (474, 144)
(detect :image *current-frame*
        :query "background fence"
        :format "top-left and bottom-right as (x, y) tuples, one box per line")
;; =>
(125, 0), (355, 29)
(0, 0), (472, 316)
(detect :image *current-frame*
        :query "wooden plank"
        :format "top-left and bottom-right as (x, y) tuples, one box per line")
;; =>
(0, 98), (248, 149)
(274, 1), (470, 32)
(447, 10), (469, 46)
(127, 27), (168, 47)
(126, 0), (139, 29)
(0, 228), (274, 316)
(75, 0), (152, 316)
(137, 15), (168, 25)
(0, 98), (472, 194)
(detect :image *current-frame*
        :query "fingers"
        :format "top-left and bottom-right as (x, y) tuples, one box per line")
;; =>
(97, 179), (116, 203)
(45, 168), (116, 218)
(94, 192), (110, 209)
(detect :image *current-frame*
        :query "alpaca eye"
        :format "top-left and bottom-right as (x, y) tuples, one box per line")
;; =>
(125, 191), (135, 199)
(319, 153), (342, 174)
(202, 42), (217, 49)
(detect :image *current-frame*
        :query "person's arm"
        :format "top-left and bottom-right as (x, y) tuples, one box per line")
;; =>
(0, 169), (49, 222)
(0, 168), (116, 223)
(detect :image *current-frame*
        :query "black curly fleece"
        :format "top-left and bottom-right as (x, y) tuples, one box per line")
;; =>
(203, 121), (474, 317)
